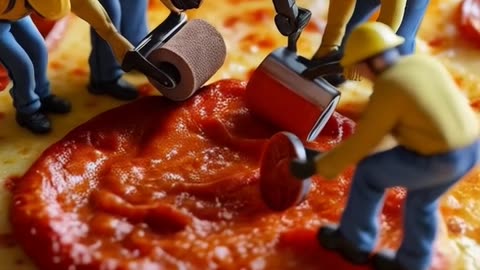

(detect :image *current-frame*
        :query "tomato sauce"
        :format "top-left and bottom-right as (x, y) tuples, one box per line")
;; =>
(457, 0), (480, 46)
(10, 80), (445, 270)
(0, 233), (16, 248)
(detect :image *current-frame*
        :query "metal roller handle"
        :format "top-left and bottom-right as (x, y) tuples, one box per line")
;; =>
(272, 0), (311, 52)
(121, 12), (188, 89)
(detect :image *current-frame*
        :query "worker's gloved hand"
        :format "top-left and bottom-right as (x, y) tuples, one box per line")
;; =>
(171, 0), (202, 10)
(290, 158), (317, 180)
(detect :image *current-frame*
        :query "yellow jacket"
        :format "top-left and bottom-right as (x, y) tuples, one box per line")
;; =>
(315, 54), (480, 179)
(314, 0), (407, 58)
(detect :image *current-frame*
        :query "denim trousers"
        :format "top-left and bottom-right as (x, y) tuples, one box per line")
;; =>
(0, 16), (50, 114)
(89, 0), (148, 83)
(339, 0), (430, 55)
(338, 140), (480, 270)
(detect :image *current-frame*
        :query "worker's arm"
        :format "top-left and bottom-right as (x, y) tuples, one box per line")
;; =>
(70, 0), (133, 64)
(314, 84), (402, 179)
(377, 0), (407, 32)
(313, 0), (356, 58)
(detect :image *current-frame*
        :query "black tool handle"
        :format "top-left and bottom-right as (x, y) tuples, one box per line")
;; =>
(290, 148), (321, 179)
(120, 12), (188, 89)
(272, 0), (311, 52)
(137, 12), (187, 56)
(301, 61), (343, 80)
(121, 50), (176, 89)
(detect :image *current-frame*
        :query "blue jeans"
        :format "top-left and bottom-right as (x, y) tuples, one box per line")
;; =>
(0, 16), (50, 114)
(338, 141), (480, 270)
(89, 0), (148, 83)
(339, 0), (430, 55)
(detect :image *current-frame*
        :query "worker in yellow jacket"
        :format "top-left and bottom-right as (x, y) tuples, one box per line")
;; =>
(291, 22), (480, 270)
(311, 0), (429, 85)
(0, 0), (193, 134)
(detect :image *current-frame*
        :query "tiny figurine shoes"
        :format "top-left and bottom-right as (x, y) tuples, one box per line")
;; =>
(88, 78), (139, 101)
(371, 251), (408, 270)
(40, 95), (72, 114)
(317, 224), (371, 265)
(16, 111), (51, 134)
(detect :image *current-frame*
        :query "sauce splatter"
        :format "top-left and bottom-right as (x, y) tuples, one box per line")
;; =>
(137, 83), (156, 97)
(71, 68), (88, 77)
(4, 176), (20, 192)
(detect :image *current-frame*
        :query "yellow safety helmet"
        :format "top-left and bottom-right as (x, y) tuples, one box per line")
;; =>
(340, 22), (405, 68)
(28, 0), (71, 20)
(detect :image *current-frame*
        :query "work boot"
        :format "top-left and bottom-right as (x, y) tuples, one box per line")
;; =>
(16, 111), (51, 134)
(40, 95), (72, 114)
(317, 224), (371, 265)
(371, 251), (407, 270)
(88, 78), (139, 101)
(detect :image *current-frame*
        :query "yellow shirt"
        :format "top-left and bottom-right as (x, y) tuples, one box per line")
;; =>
(316, 54), (480, 179)
(314, 0), (407, 58)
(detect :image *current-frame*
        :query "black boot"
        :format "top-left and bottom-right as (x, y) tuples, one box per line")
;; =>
(16, 111), (51, 134)
(371, 251), (408, 270)
(40, 95), (72, 114)
(88, 78), (139, 101)
(317, 224), (371, 265)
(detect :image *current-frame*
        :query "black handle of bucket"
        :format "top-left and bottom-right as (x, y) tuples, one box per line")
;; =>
(272, 0), (311, 52)
(121, 12), (188, 89)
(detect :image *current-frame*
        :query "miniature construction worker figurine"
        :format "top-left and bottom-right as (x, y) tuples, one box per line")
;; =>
(0, 0), (72, 134)
(87, 0), (148, 100)
(291, 22), (480, 270)
(310, 0), (429, 85)
(0, 0), (137, 134)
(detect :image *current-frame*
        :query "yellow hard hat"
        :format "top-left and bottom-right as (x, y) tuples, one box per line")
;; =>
(340, 22), (405, 67)
(28, 0), (71, 20)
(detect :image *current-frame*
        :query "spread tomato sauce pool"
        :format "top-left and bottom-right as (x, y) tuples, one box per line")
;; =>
(10, 80), (447, 270)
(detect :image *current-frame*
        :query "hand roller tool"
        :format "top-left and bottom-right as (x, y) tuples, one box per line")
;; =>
(246, 0), (344, 142)
(121, 8), (226, 101)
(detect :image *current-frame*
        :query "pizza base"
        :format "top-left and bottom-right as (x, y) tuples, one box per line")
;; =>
(0, 0), (479, 269)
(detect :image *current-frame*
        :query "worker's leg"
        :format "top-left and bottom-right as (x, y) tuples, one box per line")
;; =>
(88, 0), (139, 100)
(119, 0), (148, 46)
(339, 0), (381, 54)
(0, 19), (50, 133)
(11, 16), (70, 114)
(371, 141), (480, 270)
(396, 0), (430, 55)
(395, 182), (454, 270)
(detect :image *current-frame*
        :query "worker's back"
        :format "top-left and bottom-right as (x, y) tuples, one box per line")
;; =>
(375, 54), (479, 155)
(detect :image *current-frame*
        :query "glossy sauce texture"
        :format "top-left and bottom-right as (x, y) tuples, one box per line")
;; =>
(10, 80), (444, 270)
